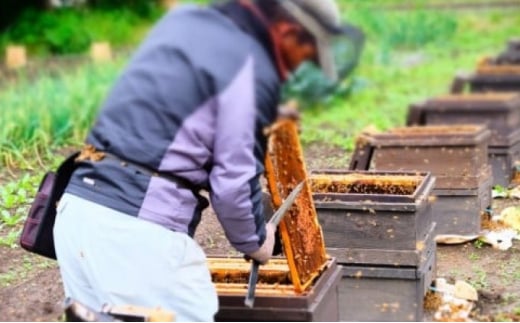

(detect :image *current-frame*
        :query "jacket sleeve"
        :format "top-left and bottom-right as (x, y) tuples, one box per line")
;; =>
(209, 56), (266, 255)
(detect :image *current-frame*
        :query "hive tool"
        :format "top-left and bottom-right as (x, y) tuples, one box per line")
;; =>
(244, 181), (305, 308)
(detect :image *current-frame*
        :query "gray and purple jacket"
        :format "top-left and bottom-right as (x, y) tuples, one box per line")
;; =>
(66, 4), (281, 255)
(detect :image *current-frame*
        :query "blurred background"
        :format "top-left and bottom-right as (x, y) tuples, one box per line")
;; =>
(0, 0), (519, 169)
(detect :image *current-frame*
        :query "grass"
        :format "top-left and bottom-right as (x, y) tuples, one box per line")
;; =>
(0, 59), (126, 169)
(468, 252), (481, 261)
(0, 254), (55, 288)
(499, 257), (520, 284)
(299, 6), (520, 150)
(470, 265), (489, 289)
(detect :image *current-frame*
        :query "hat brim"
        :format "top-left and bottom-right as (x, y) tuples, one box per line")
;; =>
(280, 1), (345, 82)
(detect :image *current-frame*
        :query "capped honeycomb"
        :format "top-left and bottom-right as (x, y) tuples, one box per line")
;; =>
(310, 173), (421, 195)
(264, 119), (327, 293)
(207, 258), (296, 295)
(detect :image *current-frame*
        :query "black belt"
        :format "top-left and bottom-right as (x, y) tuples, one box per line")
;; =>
(102, 152), (199, 192)
(76, 145), (202, 194)
(101, 152), (210, 214)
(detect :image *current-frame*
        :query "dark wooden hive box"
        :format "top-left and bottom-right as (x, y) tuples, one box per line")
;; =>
(339, 249), (436, 322)
(450, 58), (520, 93)
(488, 129), (520, 187)
(407, 93), (520, 146)
(310, 170), (435, 267)
(432, 165), (492, 236)
(211, 258), (341, 322)
(348, 127), (493, 236)
(350, 125), (491, 190)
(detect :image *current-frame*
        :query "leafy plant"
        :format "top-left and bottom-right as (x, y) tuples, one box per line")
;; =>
(89, 0), (162, 18)
(473, 239), (486, 249)
(493, 185), (510, 198)
(0, 210), (25, 227)
(468, 252), (480, 261)
(0, 228), (22, 248)
(0, 6), (162, 56)
(3, 8), (91, 55)
(470, 266), (488, 289)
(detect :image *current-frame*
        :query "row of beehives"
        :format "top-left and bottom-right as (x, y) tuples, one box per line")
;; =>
(305, 38), (520, 322)
(346, 37), (520, 237)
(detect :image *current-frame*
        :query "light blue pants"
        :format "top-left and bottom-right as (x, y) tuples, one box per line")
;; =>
(54, 193), (218, 322)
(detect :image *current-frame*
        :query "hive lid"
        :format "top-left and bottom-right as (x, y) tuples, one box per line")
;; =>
(489, 128), (520, 148)
(419, 92), (520, 110)
(264, 119), (328, 293)
(358, 124), (491, 147)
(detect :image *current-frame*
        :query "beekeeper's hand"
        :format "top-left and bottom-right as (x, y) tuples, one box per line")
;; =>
(278, 99), (300, 122)
(248, 222), (276, 265)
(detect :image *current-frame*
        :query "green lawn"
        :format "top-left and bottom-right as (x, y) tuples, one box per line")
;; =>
(300, 5), (520, 150)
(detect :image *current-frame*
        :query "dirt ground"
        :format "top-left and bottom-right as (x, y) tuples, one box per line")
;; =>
(1, 144), (520, 321)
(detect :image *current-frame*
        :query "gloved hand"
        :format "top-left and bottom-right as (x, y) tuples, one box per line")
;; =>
(277, 99), (300, 122)
(248, 222), (276, 265)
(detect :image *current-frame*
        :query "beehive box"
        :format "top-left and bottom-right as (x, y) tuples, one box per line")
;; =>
(459, 56), (520, 93)
(339, 249), (436, 322)
(350, 125), (491, 189)
(210, 257), (341, 322)
(488, 130), (520, 187)
(465, 73), (520, 93)
(407, 93), (520, 146)
(348, 126), (493, 236)
(432, 166), (492, 236)
(310, 170), (435, 266)
(465, 51), (520, 92)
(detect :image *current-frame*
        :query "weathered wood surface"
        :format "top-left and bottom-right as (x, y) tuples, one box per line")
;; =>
(339, 251), (436, 322)
(351, 125), (491, 189)
(432, 168), (493, 236)
(311, 171), (435, 266)
(407, 93), (520, 146)
(489, 140), (520, 187)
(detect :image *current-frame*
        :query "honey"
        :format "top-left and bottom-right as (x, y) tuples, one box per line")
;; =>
(208, 258), (296, 295)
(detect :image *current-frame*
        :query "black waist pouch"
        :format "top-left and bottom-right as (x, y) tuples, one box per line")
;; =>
(19, 152), (79, 260)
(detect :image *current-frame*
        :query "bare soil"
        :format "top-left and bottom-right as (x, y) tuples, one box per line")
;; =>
(1, 144), (519, 321)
